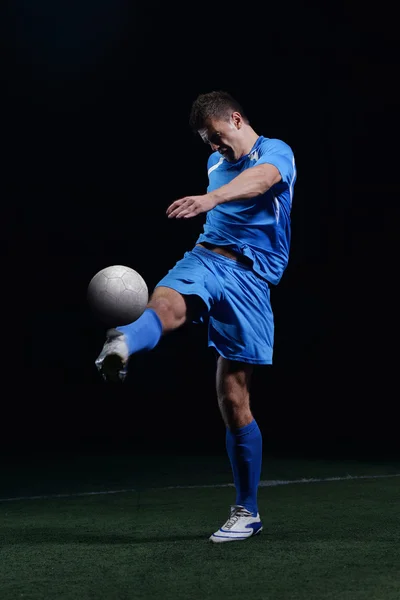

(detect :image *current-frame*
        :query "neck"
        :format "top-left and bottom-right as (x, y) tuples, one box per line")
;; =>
(241, 127), (259, 157)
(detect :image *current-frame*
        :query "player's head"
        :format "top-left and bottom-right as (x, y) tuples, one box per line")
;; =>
(189, 91), (253, 162)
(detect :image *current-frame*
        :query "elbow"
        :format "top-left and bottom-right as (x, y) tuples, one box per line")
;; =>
(260, 175), (281, 195)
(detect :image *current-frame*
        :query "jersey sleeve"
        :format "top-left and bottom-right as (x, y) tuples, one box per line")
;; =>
(207, 152), (221, 171)
(255, 138), (296, 185)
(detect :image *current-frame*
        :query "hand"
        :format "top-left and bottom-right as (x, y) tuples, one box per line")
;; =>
(166, 194), (218, 219)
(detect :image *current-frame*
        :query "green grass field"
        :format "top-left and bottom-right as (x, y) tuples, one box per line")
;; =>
(1, 452), (399, 599)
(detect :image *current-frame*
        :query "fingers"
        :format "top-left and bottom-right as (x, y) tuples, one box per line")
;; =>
(176, 210), (194, 219)
(166, 198), (184, 218)
(166, 200), (181, 217)
(167, 197), (195, 219)
(169, 208), (195, 219)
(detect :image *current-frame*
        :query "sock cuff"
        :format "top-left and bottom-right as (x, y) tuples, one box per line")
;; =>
(145, 308), (163, 335)
(228, 419), (259, 438)
(116, 307), (163, 354)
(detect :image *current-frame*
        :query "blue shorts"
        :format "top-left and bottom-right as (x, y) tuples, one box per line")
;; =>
(155, 245), (274, 364)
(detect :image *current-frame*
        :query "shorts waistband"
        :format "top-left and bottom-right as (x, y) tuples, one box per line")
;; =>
(192, 244), (253, 271)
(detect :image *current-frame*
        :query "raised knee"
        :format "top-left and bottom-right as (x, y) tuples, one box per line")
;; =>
(148, 287), (187, 331)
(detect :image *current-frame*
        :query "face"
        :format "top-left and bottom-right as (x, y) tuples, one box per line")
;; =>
(198, 112), (244, 162)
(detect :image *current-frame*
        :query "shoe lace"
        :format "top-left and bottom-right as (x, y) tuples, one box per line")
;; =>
(224, 505), (252, 530)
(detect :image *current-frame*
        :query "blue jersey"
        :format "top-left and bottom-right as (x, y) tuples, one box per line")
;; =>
(196, 135), (297, 285)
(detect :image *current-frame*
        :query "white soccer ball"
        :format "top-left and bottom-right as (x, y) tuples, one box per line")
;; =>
(87, 265), (148, 326)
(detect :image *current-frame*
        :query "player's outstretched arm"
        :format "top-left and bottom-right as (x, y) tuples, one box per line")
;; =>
(166, 194), (217, 219)
(211, 163), (281, 205)
(166, 163), (281, 219)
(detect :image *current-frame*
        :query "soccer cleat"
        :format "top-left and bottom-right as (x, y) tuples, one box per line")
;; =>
(209, 505), (263, 543)
(95, 328), (129, 382)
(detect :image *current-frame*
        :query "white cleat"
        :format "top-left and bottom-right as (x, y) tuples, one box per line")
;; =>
(95, 328), (129, 382)
(209, 505), (263, 543)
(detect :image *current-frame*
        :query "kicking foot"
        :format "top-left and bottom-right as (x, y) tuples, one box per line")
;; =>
(95, 328), (129, 382)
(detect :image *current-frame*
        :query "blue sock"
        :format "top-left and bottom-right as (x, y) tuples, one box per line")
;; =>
(225, 419), (262, 516)
(116, 308), (163, 356)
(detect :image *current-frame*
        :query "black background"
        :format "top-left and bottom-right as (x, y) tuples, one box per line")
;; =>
(2, 3), (399, 456)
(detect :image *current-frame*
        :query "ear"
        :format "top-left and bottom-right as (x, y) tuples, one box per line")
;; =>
(231, 111), (242, 130)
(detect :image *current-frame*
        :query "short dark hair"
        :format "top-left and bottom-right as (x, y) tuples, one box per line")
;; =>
(189, 90), (249, 132)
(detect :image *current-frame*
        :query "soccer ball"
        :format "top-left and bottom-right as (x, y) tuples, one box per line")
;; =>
(87, 265), (148, 326)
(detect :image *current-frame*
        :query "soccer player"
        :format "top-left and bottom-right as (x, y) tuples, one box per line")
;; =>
(95, 90), (297, 543)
